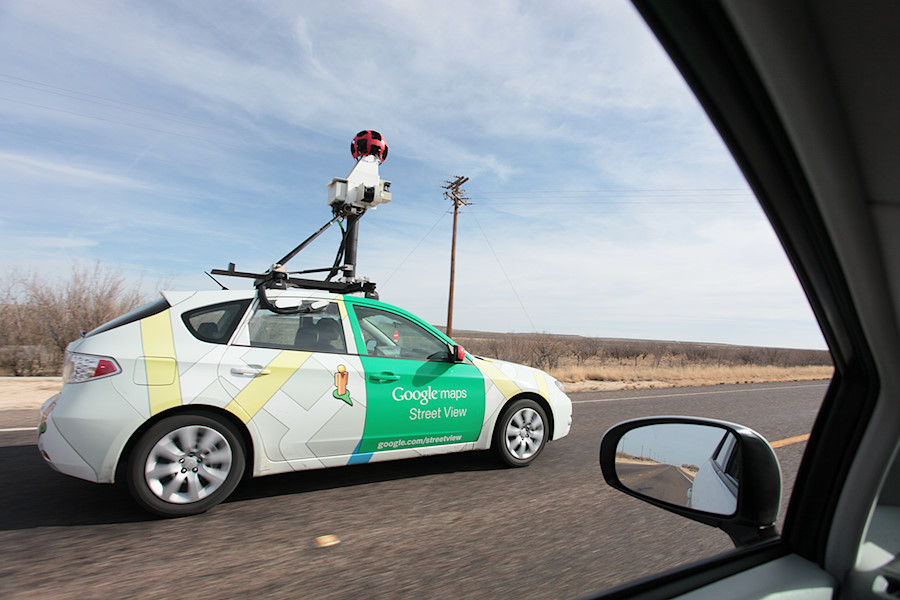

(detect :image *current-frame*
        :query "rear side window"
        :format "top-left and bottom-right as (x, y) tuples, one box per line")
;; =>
(86, 298), (170, 337)
(182, 300), (251, 344)
(247, 302), (347, 353)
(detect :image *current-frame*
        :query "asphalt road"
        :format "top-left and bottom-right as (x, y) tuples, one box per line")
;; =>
(0, 381), (827, 599)
(617, 462), (693, 508)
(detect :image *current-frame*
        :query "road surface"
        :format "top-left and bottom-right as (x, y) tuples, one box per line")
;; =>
(617, 462), (693, 507)
(0, 381), (826, 599)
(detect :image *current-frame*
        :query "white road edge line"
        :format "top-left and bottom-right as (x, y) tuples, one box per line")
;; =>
(0, 427), (35, 433)
(571, 382), (830, 404)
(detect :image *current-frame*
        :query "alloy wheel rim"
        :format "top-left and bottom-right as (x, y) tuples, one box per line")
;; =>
(144, 425), (233, 504)
(504, 407), (545, 459)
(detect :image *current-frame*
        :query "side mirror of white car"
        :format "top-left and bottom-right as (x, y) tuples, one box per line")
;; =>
(599, 416), (782, 546)
(451, 344), (467, 362)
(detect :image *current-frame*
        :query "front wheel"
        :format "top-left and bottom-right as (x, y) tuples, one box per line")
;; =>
(492, 399), (548, 467)
(126, 413), (245, 517)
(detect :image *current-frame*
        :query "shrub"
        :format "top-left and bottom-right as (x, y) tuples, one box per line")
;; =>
(0, 263), (150, 375)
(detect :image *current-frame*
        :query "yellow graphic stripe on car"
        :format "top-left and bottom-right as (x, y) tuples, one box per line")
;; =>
(472, 357), (522, 399)
(536, 371), (550, 399)
(140, 310), (183, 415)
(335, 297), (348, 320)
(225, 351), (312, 423)
(334, 297), (356, 354)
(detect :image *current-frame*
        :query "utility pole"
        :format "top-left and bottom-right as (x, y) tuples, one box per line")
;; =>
(443, 175), (469, 339)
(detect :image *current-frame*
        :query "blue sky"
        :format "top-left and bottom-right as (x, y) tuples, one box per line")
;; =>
(0, 0), (826, 349)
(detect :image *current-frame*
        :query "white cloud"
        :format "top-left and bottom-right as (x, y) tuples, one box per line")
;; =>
(24, 236), (98, 249)
(0, 152), (143, 187)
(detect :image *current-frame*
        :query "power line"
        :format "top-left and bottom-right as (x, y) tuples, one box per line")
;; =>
(474, 200), (754, 205)
(382, 210), (449, 286)
(0, 95), (282, 153)
(0, 73), (335, 155)
(467, 207), (539, 333)
(467, 207), (761, 214)
(474, 188), (752, 195)
(0, 126), (210, 171)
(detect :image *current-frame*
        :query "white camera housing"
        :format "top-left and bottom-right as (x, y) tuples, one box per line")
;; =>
(327, 155), (392, 209)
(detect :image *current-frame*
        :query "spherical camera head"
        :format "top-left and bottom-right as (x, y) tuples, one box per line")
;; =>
(351, 130), (388, 163)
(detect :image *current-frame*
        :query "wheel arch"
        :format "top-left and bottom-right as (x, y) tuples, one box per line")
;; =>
(115, 405), (255, 483)
(496, 392), (555, 441)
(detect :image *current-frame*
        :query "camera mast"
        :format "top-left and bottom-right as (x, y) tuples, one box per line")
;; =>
(211, 131), (392, 308)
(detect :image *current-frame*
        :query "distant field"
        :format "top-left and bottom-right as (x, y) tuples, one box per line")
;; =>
(449, 329), (833, 390)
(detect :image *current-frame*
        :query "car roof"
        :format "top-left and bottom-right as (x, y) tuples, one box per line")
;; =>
(160, 288), (448, 334)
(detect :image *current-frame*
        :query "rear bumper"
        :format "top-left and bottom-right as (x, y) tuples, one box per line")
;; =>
(38, 394), (100, 482)
(37, 380), (145, 483)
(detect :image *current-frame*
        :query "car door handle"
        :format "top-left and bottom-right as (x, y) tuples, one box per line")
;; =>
(231, 367), (271, 377)
(369, 372), (400, 382)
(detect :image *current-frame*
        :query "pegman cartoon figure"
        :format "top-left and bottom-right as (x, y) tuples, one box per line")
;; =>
(333, 365), (352, 406)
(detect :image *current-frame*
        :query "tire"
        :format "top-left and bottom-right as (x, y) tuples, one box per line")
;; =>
(492, 398), (549, 467)
(126, 413), (245, 517)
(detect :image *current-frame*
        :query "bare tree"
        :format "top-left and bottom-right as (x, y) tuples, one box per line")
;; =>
(0, 271), (46, 375)
(0, 262), (151, 375)
(24, 262), (147, 358)
(646, 341), (672, 368)
(571, 337), (603, 365)
(529, 334), (568, 371)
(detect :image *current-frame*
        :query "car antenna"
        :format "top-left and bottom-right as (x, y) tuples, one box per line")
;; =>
(204, 271), (229, 290)
(210, 131), (391, 311)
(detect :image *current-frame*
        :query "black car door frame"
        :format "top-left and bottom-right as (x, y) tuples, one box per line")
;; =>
(585, 1), (884, 597)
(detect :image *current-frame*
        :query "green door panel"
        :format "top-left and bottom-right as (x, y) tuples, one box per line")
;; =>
(358, 356), (485, 453)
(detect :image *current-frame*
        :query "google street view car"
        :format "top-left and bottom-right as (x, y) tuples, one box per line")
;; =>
(37, 132), (573, 517)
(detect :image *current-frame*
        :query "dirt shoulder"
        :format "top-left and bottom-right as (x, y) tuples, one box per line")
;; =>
(0, 378), (63, 410)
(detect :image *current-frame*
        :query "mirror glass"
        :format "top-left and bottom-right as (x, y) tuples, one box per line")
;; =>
(615, 423), (739, 516)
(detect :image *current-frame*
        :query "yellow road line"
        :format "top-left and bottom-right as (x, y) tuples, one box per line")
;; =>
(771, 433), (810, 448)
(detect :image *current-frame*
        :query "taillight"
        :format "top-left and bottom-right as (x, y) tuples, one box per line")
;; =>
(64, 352), (122, 383)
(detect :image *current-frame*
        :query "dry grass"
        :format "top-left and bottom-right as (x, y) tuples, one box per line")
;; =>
(551, 361), (833, 391)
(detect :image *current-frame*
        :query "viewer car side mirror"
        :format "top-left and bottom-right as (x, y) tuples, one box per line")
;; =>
(599, 416), (782, 546)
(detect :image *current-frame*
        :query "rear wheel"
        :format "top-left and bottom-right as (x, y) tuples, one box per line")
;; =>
(492, 398), (548, 467)
(126, 413), (245, 517)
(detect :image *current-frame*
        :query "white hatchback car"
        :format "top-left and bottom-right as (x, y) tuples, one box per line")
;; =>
(38, 289), (572, 517)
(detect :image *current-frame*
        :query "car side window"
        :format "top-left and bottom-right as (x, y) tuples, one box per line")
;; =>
(182, 300), (251, 344)
(352, 305), (449, 360)
(247, 302), (347, 353)
(713, 433), (736, 470)
(712, 432), (740, 488)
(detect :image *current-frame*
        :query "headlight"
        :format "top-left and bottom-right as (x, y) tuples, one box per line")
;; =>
(64, 352), (122, 383)
(554, 379), (566, 393)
